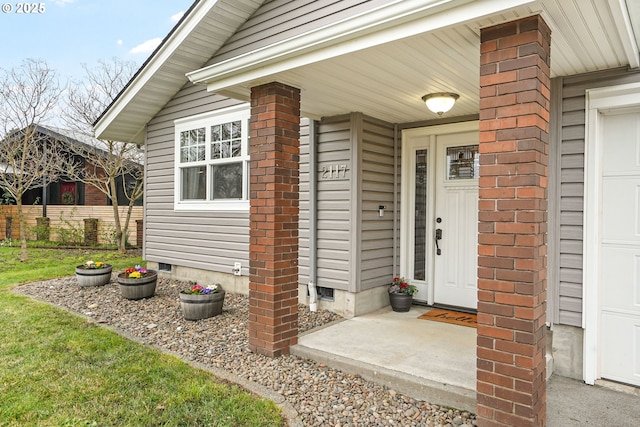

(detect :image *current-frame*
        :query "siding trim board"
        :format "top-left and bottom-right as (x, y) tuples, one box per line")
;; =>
(350, 113), (363, 293)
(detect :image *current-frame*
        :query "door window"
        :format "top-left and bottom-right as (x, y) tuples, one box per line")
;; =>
(414, 149), (428, 281)
(446, 145), (479, 180)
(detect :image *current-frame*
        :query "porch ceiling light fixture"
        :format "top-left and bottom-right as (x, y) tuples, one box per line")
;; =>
(422, 92), (459, 116)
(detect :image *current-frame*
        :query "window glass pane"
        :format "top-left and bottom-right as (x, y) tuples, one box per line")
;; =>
(414, 149), (428, 281)
(211, 120), (243, 160)
(212, 142), (221, 159)
(212, 162), (242, 199)
(211, 125), (221, 142)
(446, 145), (479, 179)
(231, 139), (241, 157)
(222, 122), (231, 140)
(181, 166), (206, 200)
(180, 127), (205, 163)
(221, 141), (230, 158)
(232, 121), (241, 138)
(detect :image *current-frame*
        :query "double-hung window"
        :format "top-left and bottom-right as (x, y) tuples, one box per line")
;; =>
(174, 104), (250, 211)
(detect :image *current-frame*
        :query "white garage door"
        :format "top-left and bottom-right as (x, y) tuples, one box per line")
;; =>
(600, 108), (640, 387)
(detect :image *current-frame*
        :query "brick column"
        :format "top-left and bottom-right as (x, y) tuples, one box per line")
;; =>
(477, 15), (550, 427)
(248, 82), (300, 357)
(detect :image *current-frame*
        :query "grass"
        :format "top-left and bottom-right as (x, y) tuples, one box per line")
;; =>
(0, 246), (284, 427)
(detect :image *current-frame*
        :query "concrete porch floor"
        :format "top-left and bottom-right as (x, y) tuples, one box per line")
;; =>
(291, 305), (640, 425)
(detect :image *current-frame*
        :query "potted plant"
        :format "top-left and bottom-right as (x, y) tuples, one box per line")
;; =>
(388, 277), (418, 312)
(179, 283), (225, 320)
(117, 265), (157, 300)
(75, 260), (112, 287)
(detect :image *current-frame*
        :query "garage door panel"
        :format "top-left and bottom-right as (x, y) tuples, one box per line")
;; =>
(600, 313), (640, 386)
(602, 112), (640, 174)
(601, 178), (640, 242)
(601, 247), (640, 311)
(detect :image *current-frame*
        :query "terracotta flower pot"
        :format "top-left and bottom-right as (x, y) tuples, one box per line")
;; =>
(75, 264), (113, 287)
(117, 270), (157, 300)
(179, 290), (225, 320)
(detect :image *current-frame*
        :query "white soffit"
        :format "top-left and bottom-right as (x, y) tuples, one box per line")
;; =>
(187, 0), (537, 92)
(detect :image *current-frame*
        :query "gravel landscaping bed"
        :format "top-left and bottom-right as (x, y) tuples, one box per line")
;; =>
(15, 276), (476, 426)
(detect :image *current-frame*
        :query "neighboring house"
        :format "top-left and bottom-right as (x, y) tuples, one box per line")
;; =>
(18, 125), (143, 207)
(94, 1), (640, 425)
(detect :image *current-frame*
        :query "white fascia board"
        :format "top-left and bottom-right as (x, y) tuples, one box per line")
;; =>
(187, 0), (537, 92)
(609, 0), (640, 69)
(94, 0), (224, 141)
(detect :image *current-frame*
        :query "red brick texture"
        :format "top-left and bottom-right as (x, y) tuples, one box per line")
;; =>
(477, 15), (550, 427)
(84, 162), (108, 206)
(248, 82), (301, 357)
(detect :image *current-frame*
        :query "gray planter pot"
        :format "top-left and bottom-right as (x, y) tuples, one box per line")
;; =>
(179, 290), (225, 320)
(75, 264), (113, 287)
(389, 292), (413, 312)
(117, 270), (157, 300)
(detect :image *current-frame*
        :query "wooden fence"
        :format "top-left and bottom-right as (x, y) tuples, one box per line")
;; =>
(0, 205), (143, 246)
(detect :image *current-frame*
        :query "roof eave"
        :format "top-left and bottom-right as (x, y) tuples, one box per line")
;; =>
(94, 0), (266, 144)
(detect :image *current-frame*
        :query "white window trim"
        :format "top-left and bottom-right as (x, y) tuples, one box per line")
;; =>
(174, 103), (250, 211)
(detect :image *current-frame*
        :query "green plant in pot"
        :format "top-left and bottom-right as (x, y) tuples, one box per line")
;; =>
(388, 277), (417, 312)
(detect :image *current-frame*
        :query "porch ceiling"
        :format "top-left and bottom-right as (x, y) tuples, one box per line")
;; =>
(214, 0), (639, 124)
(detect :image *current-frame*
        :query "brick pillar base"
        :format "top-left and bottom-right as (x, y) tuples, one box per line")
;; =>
(84, 218), (98, 246)
(5, 216), (12, 239)
(36, 217), (50, 241)
(136, 219), (143, 247)
(248, 82), (300, 357)
(477, 15), (551, 427)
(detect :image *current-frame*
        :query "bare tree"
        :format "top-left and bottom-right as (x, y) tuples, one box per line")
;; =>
(0, 59), (64, 261)
(61, 58), (142, 253)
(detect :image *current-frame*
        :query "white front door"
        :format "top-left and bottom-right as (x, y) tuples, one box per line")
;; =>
(401, 123), (478, 310)
(433, 134), (479, 309)
(600, 108), (640, 387)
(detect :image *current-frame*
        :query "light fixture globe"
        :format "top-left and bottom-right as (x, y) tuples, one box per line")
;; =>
(422, 92), (459, 116)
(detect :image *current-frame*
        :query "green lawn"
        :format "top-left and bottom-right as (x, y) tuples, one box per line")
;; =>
(0, 247), (284, 427)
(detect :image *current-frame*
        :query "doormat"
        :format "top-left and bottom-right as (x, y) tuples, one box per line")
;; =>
(418, 308), (477, 328)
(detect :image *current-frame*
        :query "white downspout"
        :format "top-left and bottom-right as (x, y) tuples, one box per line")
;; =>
(308, 119), (318, 311)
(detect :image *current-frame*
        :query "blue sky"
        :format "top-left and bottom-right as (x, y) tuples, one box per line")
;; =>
(1, 0), (194, 81)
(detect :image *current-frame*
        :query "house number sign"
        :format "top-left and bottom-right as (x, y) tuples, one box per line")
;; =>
(320, 164), (349, 180)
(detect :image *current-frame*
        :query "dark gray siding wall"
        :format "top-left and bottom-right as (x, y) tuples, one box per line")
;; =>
(556, 68), (640, 326)
(359, 116), (395, 290)
(209, 0), (394, 64)
(145, 83), (248, 273)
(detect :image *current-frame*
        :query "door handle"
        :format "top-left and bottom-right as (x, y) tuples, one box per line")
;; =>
(435, 228), (442, 255)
